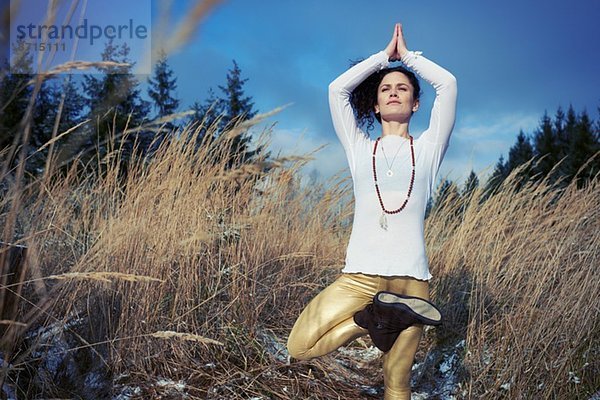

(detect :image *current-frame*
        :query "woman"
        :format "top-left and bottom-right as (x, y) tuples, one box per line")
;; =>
(287, 22), (457, 399)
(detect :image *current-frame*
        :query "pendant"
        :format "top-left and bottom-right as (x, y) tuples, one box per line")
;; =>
(379, 212), (388, 231)
(386, 169), (393, 177)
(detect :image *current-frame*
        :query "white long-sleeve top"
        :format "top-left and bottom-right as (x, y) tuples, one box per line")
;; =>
(328, 50), (457, 280)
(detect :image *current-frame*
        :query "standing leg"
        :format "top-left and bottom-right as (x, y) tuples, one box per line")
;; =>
(382, 325), (423, 400)
(381, 276), (430, 400)
(287, 273), (384, 360)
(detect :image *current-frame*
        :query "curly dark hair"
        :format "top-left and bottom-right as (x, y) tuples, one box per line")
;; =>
(350, 63), (422, 133)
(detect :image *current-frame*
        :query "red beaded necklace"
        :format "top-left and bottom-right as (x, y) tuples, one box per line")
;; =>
(372, 135), (415, 229)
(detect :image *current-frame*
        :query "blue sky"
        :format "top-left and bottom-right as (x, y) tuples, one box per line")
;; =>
(8, 0), (599, 188)
(160, 0), (600, 187)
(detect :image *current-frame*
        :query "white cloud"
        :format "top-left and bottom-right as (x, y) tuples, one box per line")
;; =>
(265, 127), (349, 183)
(458, 112), (539, 139)
(254, 110), (541, 190)
(439, 111), (540, 185)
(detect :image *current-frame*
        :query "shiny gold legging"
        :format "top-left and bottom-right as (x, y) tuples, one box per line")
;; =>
(287, 272), (429, 400)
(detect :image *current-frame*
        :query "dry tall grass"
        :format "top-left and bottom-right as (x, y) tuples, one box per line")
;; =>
(427, 162), (599, 399)
(2, 117), (360, 398)
(2, 113), (598, 398)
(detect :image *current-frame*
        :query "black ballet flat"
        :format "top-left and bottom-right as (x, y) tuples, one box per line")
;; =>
(353, 291), (442, 353)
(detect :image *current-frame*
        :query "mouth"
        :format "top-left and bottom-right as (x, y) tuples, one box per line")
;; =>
(387, 100), (401, 105)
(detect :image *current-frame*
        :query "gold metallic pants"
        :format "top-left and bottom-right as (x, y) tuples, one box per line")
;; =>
(287, 272), (429, 400)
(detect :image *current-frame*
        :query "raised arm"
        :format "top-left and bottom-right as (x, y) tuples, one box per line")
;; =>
(397, 24), (457, 145)
(328, 25), (401, 175)
(328, 52), (389, 174)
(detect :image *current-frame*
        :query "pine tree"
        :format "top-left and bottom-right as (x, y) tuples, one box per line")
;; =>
(189, 88), (223, 142)
(29, 80), (58, 173)
(564, 105), (578, 140)
(483, 105), (599, 199)
(459, 170), (480, 215)
(147, 51), (180, 120)
(189, 60), (264, 169)
(483, 154), (508, 199)
(462, 170), (480, 199)
(533, 111), (561, 183)
(506, 130), (535, 191)
(218, 60), (259, 168)
(219, 60), (256, 128)
(0, 41), (34, 157)
(507, 130), (534, 171)
(80, 40), (150, 167)
(1, 43), (86, 176)
(146, 51), (180, 155)
(567, 109), (600, 186)
(41, 76), (85, 173)
(433, 178), (460, 213)
(55, 76), (85, 134)
(554, 106), (568, 158)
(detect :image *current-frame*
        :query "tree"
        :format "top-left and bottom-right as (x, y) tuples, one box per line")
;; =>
(217, 60), (260, 169)
(39, 76), (85, 174)
(146, 51), (180, 155)
(147, 51), (180, 120)
(433, 178), (460, 214)
(554, 106), (568, 162)
(462, 170), (479, 199)
(54, 76), (86, 135)
(0, 41), (34, 160)
(507, 130), (534, 171)
(1, 41), (88, 176)
(457, 170), (480, 215)
(506, 130), (535, 191)
(483, 105), (599, 199)
(483, 155), (509, 199)
(29, 79), (58, 173)
(189, 60), (264, 169)
(532, 111), (561, 183)
(189, 88), (222, 142)
(567, 109), (600, 186)
(80, 40), (150, 167)
(218, 60), (256, 128)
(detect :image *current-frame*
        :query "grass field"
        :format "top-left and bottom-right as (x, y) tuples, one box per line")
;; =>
(1, 115), (598, 399)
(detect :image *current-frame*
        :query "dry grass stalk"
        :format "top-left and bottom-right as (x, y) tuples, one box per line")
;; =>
(27, 61), (131, 84)
(149, 330), (224, 346)
(0, 320), (27, 327)
(45, 271), (164, 283)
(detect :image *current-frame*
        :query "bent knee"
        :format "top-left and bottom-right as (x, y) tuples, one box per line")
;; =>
(287, 346), (313, 361)
(286, 335), (314, 360)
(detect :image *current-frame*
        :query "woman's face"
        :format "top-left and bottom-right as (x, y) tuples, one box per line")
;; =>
(374, 71), (419, 122)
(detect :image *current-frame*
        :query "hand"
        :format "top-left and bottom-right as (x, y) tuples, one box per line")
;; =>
(384, 23), (409, 61)
(384, 23), (400, 61)
(396, 23), (409, 59)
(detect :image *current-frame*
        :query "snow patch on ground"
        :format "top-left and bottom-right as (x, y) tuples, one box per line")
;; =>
(589, 390), (600, 400)
(112, 385), (142, 400)
(337, 343), (381, 362)
(256, 328), (289, 363)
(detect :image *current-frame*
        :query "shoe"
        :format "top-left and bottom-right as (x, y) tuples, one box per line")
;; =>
(376, 291), (443, 326)
(353, 291), (442, 352)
